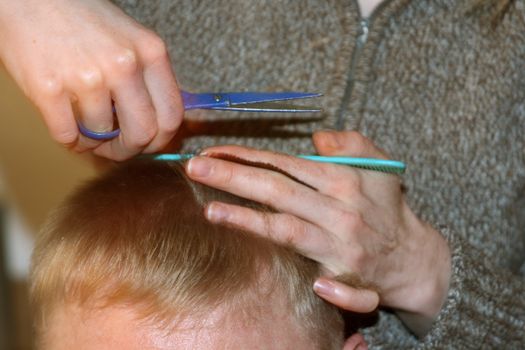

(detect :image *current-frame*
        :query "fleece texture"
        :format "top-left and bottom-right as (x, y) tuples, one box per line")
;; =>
(112, 0), (525, 348)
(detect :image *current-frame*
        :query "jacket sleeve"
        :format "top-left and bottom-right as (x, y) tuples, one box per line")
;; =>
(419, 227), (525, 349)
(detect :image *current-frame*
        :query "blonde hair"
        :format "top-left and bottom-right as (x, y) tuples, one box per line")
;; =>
(30, 160), (343, 349)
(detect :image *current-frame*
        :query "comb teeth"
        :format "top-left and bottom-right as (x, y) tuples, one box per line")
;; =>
(351, 164), (406, 174)
(147, 154), (195, 161)
(140, 154), (406, 175)
(297, 155), (406, 174)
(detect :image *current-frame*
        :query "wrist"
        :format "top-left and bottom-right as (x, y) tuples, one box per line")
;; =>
(394, 213), (452, 336)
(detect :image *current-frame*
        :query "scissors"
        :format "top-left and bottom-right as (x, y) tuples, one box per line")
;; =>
(78, 90), (322, 141)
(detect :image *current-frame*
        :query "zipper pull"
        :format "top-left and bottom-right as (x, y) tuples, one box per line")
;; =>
(358, 18), (369, 46)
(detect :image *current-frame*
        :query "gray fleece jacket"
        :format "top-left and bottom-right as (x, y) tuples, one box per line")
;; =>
(112, 0), (525, 348)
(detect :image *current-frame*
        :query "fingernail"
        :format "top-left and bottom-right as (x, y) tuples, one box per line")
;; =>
(206, 203), (229, 223)
(313, 279), (335, 296)
(187, 158), (211, 178)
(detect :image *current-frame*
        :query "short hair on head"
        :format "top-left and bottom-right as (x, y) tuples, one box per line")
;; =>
(30, 160), (344, 349)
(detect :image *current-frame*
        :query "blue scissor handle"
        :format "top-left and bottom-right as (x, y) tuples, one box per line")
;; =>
(77, 90), (205, 141)
(77, 121), (120, 141)
(77, 90), (321, 140)
(77, 90), (199, 141)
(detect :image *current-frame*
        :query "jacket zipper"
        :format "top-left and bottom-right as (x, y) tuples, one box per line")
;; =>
(335, 17), (370, 129)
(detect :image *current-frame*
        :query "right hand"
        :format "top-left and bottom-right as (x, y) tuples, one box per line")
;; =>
(0, 0), (183, 160)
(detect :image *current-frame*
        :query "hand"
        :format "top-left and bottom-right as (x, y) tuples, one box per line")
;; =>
(185, 131), (451, 336)
(0, 0), (183, 160)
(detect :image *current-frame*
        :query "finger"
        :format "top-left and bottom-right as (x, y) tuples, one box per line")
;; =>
(313, 130), (388, 159)
(200, 145), (361, 199)
(205, 201), (330, 260)
(343, 333), (368, 350)
(137, 34), (184, 153)
(313, 277), (379, 313)
(71, 69), (114, 152)
(94, 49), (157, 160)
(186, 156), (347, 228)
(35, 76), (78, 147)
(314, 131), (403, 200)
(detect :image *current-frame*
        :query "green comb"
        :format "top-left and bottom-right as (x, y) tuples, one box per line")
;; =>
(144, 154), (405, 175)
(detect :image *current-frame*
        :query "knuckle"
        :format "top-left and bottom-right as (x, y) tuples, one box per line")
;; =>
(220, 163), (236, 186)
(162, 118), (181, 135)
(261, 174), (296, 204)
(261, 213), (275, 237)
(346, 130), (366, 142)
(143, 122), (158, 140)
(159, 109), (183, 135)
(285, 218), (307, 244)
(34, 76), (64, 99)
(77, 68), (104, 90)
(111, 49), (139, 75)
(138, 32), (168, 65)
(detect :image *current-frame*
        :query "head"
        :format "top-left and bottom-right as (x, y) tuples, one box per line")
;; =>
(30, 160), (345, 349)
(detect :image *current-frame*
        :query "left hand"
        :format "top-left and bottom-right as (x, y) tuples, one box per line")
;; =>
(185, 131), (451, 335)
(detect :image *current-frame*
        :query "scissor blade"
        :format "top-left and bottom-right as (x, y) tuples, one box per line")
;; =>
(227, 92), (322, 105)
(210, 102), (322, 113)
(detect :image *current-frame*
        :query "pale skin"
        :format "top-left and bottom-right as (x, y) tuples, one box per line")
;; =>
(43, 301), (368, 350)
(0, 0), (184, 161)
(185, 130), (452, 337)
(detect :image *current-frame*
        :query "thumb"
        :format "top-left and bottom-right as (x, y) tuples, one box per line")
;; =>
(312, 130), (388, 159)
(313, 277), (379, 313)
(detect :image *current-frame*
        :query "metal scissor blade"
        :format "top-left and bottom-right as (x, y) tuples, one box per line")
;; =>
(227, 92), (322, 105)
(210, 102), (322, 113)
